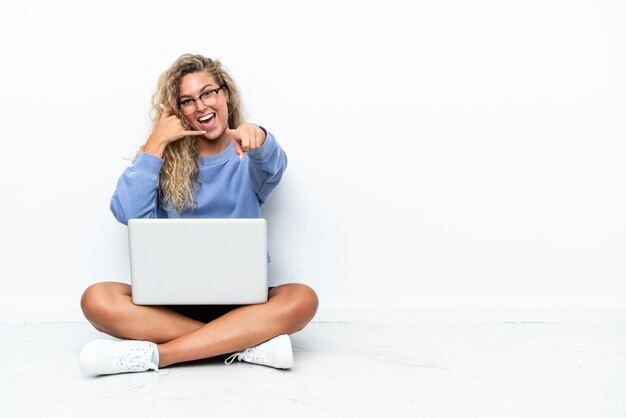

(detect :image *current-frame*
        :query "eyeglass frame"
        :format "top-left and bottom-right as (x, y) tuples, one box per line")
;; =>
(177, 84), (227, 114)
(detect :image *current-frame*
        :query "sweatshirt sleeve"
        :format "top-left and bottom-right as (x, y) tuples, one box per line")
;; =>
(110, 151), (164, 225)
(246, 130), (288, 206)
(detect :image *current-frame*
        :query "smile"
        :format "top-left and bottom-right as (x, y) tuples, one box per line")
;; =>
(198, 113), (217, 130)
(198, 113), (215, 123)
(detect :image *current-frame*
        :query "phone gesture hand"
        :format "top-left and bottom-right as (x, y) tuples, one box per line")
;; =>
(153, 104), (206, 145)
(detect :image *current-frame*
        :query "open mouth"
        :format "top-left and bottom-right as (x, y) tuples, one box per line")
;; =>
(198, 113), (216, 130)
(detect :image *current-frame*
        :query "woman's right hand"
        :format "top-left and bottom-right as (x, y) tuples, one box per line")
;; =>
(143, 104), (206, 158)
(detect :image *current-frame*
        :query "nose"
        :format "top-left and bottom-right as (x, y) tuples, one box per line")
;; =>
(196, 98), (209, 113)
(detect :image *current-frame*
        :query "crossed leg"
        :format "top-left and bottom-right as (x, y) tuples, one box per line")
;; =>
(80, 282), (319, 368)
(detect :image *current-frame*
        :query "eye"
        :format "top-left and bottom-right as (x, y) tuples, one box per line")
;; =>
(179, 98), (194, 107)
(200, 89), (215, 100)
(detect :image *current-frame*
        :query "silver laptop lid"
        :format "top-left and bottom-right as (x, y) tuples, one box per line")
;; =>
(128, 218), (267, 305)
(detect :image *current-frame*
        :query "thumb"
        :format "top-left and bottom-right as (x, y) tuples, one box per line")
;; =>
(159, 103), (171, 120)
(226, 127), (239, 139)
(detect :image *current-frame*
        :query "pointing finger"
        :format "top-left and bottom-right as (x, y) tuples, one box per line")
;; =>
(232, 137), (245, 160)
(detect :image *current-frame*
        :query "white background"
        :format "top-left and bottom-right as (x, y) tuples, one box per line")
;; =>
(0, 0), (624, 321)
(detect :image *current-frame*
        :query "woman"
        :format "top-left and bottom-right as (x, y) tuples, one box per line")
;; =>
(79, 54), (319, 375)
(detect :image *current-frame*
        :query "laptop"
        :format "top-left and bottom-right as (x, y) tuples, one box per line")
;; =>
(128, 218), (268, 305)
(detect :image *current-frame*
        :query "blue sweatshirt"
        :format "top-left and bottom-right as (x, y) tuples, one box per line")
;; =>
(110, 131), (287, 225)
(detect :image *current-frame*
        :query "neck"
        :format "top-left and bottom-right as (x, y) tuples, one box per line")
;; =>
(195, 133), (231, 157)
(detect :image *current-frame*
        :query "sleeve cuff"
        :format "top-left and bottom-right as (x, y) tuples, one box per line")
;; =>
(132, 151), (164, 175)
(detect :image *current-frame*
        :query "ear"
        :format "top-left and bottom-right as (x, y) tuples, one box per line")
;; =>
(224, 86), (230, 104)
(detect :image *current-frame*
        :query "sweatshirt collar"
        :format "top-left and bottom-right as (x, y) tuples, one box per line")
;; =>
(197, 139), (236, 166)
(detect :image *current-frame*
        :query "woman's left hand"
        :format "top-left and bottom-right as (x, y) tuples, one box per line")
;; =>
(226, 124), (266, 160)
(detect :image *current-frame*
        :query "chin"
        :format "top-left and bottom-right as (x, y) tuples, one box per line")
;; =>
(202, 129), (225, 142)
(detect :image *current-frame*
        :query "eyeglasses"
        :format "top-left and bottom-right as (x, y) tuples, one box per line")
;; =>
(178, 84), (226, 115)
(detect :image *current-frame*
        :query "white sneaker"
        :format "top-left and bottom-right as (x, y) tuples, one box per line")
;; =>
(79, 339), (159, 375)
(224, 334), (293, 369)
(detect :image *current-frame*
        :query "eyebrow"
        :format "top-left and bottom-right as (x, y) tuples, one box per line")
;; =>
(178, 83), (214, 99)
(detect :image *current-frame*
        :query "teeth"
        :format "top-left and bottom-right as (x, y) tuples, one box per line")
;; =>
(199, 114), (214, 122)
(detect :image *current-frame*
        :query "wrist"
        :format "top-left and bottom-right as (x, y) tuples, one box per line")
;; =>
(144, 134), (168, 159)
(148, 132), (169, 146)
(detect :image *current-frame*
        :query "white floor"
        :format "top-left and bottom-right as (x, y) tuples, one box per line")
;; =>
(1, 321), (625, 418)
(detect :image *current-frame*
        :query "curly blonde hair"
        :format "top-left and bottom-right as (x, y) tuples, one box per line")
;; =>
(143, 54), (244, 213)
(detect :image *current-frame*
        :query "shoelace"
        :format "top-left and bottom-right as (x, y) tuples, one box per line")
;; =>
(224, 345), (263, 365)
(114, 345), (157, 371)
